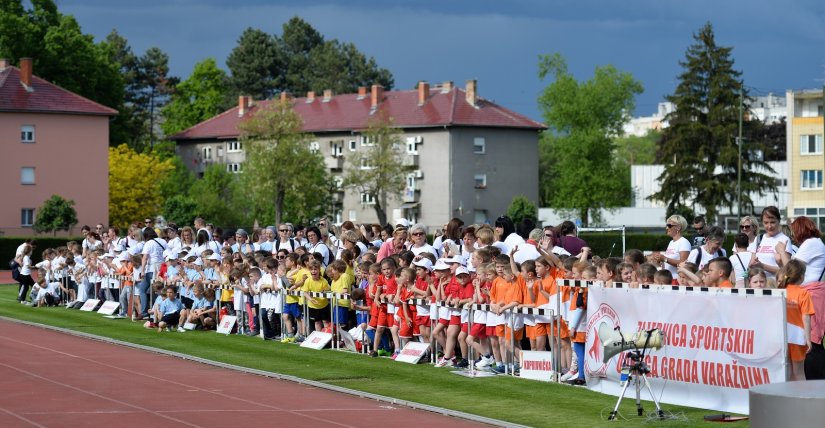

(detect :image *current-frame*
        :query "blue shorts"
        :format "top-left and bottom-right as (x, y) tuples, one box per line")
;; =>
(333, 307), (349, 325)
(285, 302), (302, 319)
(356, 312), (369, 326)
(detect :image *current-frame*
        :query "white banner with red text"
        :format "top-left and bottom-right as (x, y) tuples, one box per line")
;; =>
(584, 286), (786, 415)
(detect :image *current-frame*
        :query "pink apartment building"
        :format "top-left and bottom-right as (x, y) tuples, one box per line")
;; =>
(0, 58), (116, 236)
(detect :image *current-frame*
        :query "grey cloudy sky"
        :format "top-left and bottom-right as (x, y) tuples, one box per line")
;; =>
(61, 0), (825, 121)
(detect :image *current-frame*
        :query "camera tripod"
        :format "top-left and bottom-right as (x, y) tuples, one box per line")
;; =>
(608, 350), (664, 420)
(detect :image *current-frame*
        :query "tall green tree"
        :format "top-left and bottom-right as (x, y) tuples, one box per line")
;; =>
(226, 28), (281, 100)
(506, 195), (538, 225)
(99, 29), (142, 147)
(238, 100), (329, 225)
(537, 53), (643, 226)
(135, 47), (178, 150)
(342, 115), (410, 226)
(651, 23), (775, 222)
(33, 195), (78, 236)
(161, 58), (231, 136)
(226, 17), (393, 100)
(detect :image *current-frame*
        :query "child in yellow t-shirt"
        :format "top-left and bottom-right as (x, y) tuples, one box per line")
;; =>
(328, 260), (353, 330)
(302, 259), (331, 333)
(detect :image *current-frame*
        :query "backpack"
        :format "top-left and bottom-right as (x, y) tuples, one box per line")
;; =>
(10, 259), (20, 281)
(693, 246), (723, 266)
(274, 238), (296, 253)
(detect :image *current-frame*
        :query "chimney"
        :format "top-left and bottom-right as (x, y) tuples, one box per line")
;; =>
(238, 95), (250, 117)
(418, 81), (430, 105)
(323, 89), (332, 102)
(0, 58), (8, 71)
(357, 86), (367, 99)
(279, 91), (291, 103)
(306, 91), (315, 103)
(371, 85), (384, 110)
(20, 57), (32, 88)
(440, 81), (453, 94)
(465, 79), (477, 107)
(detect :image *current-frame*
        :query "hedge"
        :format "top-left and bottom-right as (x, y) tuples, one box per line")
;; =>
(577, 232), (736, 258)
(1, 237), (84, 266)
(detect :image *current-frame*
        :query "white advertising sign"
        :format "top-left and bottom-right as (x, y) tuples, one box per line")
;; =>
(97, 301), (120, 315)
(584, 287), (786, 415)
(519, 351), (555, 382)
(300, 331), (333, 350)
(79, 299), (101, 312)
(216, 315), (237, 335)
(395, 342), (430, 364)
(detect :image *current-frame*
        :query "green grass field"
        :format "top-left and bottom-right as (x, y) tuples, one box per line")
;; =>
(0, 284), (745, 427)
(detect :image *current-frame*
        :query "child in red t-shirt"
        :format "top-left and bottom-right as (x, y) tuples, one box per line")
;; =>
(397, 268), (418, 349)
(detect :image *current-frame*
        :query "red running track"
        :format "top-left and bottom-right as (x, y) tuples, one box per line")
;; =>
(0, 320), (486, 428)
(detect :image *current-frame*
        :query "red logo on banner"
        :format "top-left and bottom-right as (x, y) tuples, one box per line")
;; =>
(585, 303), (621, 377)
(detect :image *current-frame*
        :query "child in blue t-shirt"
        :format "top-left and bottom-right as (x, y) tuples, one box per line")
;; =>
(157, 286), (183, 332)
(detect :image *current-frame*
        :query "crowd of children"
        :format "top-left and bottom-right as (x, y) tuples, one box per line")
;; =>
(12, 206), (824, 382)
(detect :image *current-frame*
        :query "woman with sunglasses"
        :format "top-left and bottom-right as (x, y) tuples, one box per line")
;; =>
(734, 215), (761, 252)
(652, 215), (691, 279)
(408, 224), (438, 258)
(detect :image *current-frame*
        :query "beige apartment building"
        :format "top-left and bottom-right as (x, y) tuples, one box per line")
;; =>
(786, 89), (825, 228)
(171, 81), (545, 229)
(0, 58), (115, 236)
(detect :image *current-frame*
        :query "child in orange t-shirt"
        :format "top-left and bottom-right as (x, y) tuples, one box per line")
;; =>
(490, 255), (524, 374)
(702, 257), (734, 288)
(535, 247), (568, 376)
(778, 260), (815, 380)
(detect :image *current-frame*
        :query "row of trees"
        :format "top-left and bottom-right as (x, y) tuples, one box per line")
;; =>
(539, 22), (782, 226)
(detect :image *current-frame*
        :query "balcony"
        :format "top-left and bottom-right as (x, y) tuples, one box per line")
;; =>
(402, 154), (419, 167)
(403, 187), (419, 203)
(325, 156), (344, 170)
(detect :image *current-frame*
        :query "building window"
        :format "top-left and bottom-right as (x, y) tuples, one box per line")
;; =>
(800, 135), (823, 155)
(21, 167), (35, 185)
(793, 208), (825, 231)
(406, 136), (422, 154)
(348, 140), (357, 151)
(226, 163), (242, 173)
(21, 208), (34, 227)
(360, 192), (376, 205)
(361, 135), (375, 147)
(474, 174), (487, 189)
(348, 209), (357, 221)
(330, 141), (343, 157)
(333, 175), (344, 189)
(309, 141), (320, 153)
(202, 147), (212, 160)
(473, 209), (488, 224)
(473, 137), (486, 154)
(407, 173), (417, 191)
(801, 170), (823, 190)
(21, 125), (35, 143)
(227, 141), (243, 152)
(360, 158), (374, 170)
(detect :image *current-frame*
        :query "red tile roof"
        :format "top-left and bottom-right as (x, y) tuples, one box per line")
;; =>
(171, 86), (545, 140)
(0, 66), (118, 116)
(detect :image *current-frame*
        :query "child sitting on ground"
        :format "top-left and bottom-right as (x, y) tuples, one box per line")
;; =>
(156, 286), (183, 332)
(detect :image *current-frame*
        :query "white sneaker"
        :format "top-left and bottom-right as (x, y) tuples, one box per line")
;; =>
(476, 355), (493, 368)
(560, 367), (579, 382)
(434, 357), (454, 368)
(177, 327), (186, 333)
